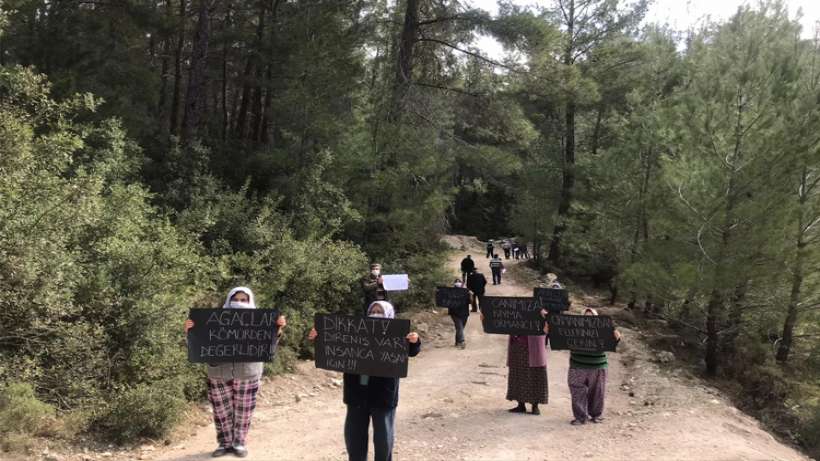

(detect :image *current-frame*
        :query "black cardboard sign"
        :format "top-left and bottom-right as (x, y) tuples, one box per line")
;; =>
(534, 288), (570, 312)
(480, 296), (544, 335)
(187, 308), (280, 362)
(547, 313), (617, 352)
(435, 287), (471, 310)
(314, 313), (411, 378)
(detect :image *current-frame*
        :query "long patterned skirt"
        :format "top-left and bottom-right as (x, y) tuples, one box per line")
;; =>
(207, 378), (260, 447)
(506, 341), (549, 404)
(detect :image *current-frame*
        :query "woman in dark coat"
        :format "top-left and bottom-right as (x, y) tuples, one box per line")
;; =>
(309, 301), (420, 461)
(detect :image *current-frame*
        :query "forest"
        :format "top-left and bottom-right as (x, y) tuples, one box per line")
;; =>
(0, 0), (818, 457)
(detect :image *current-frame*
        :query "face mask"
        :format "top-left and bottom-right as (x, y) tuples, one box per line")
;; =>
(372, 270), (381, 276)
(455, 283), (463, 288)
(369, 313), (385, 318)
(229, 301), (252, 309)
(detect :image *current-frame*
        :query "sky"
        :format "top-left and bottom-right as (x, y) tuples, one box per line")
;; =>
(467, 0), (820, 59)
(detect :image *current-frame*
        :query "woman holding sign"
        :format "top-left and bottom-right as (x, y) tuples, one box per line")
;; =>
(308, 301), (421, 461)
(545, 307), (621, 425)
(184, 287), (287, 458)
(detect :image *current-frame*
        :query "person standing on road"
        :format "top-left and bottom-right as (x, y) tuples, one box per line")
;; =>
(308, 301), (421, 461)
(184, 287), (287, 458)
(544, 307), (621, 425)
(485, 240), (495, 258)
(466, 269), (487, 312)
(489, 254), (504, 285)
(502, 240), (512, 259)
(460, 255), (475, 283)
(481, 312), (549, 416)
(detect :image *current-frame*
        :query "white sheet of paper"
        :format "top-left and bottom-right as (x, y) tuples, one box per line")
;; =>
(382, 274), (409, 291)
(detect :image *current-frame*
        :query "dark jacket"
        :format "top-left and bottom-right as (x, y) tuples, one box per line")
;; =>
(466, 272), (487, 296)
(460, 257), (475, 273)
(361, 274), (387, 311)
(343, 339), (422, 409)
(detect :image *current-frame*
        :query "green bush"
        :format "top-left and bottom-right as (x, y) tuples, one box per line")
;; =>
(0, 383), (55, 435)
(803, 404), (820, 459)
(97, 380), (186, 443)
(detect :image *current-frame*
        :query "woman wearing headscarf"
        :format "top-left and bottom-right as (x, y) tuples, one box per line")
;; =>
(547, 307), (621, 425)
(184, 287), (287, 458)
(308, 301), (421, 461)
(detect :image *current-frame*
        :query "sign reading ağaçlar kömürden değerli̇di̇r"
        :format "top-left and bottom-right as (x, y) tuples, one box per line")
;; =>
(187, 308), (280, 362)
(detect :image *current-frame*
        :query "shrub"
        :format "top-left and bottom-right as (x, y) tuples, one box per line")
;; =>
(97, 380), (186, 443)
(0, 383), (55, 435)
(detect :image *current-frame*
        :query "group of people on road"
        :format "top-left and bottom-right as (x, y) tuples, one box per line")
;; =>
(183, 249), (620, 461)
(454, 254), (622, 427)
(486, 238), (530, 260)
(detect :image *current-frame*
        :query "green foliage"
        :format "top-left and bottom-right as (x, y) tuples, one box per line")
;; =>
(97, 380), (186, 443)
(0, 383), (55, 436)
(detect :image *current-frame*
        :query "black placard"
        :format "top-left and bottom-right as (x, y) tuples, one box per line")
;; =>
(547, 313), (617, 352)
(534, 287), (570, 312)
(435, 287), (471, 310)
(315, 313), (411, 378)
(187, 308), (280, 363)
(480, 296), (544, 335)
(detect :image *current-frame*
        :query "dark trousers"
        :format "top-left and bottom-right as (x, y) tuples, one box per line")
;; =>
(491, 268), (502, 284)
(503, 248), (510, 259)
(462, 271), (470, 283)
(451, 314), (467, 344)
(344, 405), (396, 461)
(472, 293), (483, 312)
(486, 248), (493, 258)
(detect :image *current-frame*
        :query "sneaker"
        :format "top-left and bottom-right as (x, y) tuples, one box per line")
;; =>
(570, 419), (586, 426)
(531, 406), (541, 415)
(233, 445), (248, 458)
(456, 342), (466, 349)
(591, 416), (605, 423)
(212, 447), (232, 457)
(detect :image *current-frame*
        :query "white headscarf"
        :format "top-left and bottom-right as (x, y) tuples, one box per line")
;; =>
(366, 301), (395, 319)
(223, 286), (256, 309)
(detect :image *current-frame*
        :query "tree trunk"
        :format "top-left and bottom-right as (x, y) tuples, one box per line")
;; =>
(181, 0), (212, 142)
(777, 167), (809, 363)
(389, 0), (419, 120)
(170, 0), (187, 136)
(548, 0), (576, 265)
(233, 0), (268, 139)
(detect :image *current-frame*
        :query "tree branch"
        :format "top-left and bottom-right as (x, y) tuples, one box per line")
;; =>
(415, 37), (523, 73)
(411, 81), (484, 97)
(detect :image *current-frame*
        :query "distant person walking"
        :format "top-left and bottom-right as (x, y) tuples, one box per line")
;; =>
(450, 279), (470, 349)
(466, 269), (487, 312)
(520, 242), (530, 259)
(502, 240), (512, 259)
(485, 240), (494, 258)
(460, 255), (475, 282)
(489, 254), (504, 285)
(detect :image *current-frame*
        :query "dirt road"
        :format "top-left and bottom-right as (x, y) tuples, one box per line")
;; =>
(148, 236), (808, 461)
